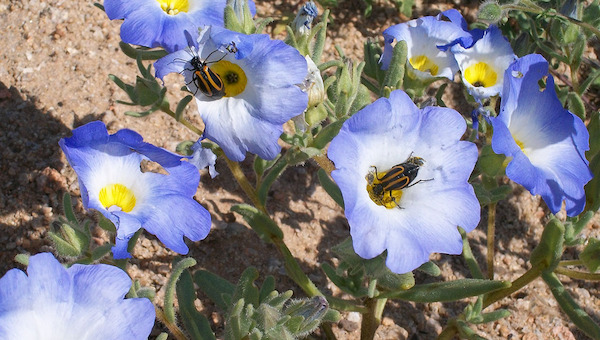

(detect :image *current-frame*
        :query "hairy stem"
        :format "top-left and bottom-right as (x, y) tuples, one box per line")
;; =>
(155, 307), (188, 340)
(486, 203), (497, 280)
(360, 298), (387, 340)
(482, 265), (544, 308)
(224, 156), (267, 213)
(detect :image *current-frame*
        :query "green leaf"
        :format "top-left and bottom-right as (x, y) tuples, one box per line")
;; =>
(311, 9), (329, 63)
(382, 40), (407, 92)
(476, 145), (506, 177)
(231, 204), (284, 242)
(259, 276), (276, 304)
(530, 217), (565, 271)
(224, 5), (244, 32)
(543, 271), (600, 339)
(164, 258), (197, 323)
(380, 279), (511, 302)
(194, 269), (236, 311)
(62, 193), (78, 224)
(175, 95), (193, 122)
(577, 67), (600, 96)
(232, 267), (261, 309)
(254, 155), (281, 181)
(317, 169), (344, 208)
(118, 41), (167, 60)
(580, 238), (600, 272)
(311, 118), (346, 150)
(321, 262), (366, 296)
(417, 261), (441, 277)
(91, 243), (113, 261)
(14, 253), (29, 266)
(305, 103), (328, 127)
(48, 231), (81, 257)
(393, 0), (414, 17)
(257, 157), (288, 206)
(177, 269), (216, 340)
(564, 211), (593, 246)
(567, 92), (586, 120)
(349, 84), (372, 114)
(97, 212), (116, 232)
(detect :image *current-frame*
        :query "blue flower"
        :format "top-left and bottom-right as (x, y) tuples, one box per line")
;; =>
(154, 26), (308, 161)
(380, 11), (472, 80)
(292, 1), (319, 35)
(104, 0), (256, 52)
(190, 139), (219, 178)
(59, 121), (211, 258)
(0, 253), (155, 339)
(451, 26), (516, 101)
(491, 54), (592, 216)
(328, 90), (480, 274)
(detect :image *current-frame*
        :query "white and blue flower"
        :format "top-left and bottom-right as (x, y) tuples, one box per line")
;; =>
(59, 121), (211, 258)
(154, 26), (308, 161)
(491, 54), (592, 216)
(104, 0), (256, 52)
(451, 25), (516, 101)
(380, 10), (473, 81)
(0, 253), (155, 339)
(328, 90), (480, 274)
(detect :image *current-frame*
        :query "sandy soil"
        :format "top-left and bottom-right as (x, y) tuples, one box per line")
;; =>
(1, 0), (599, 339)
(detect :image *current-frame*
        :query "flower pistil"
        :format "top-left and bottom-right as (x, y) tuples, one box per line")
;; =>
(210, 60), (247, 97)
(463, 61), (497, 88)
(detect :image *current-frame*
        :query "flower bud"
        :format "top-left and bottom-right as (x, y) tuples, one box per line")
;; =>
(292, 1), (319, 36)
(478, 1), (503, 23)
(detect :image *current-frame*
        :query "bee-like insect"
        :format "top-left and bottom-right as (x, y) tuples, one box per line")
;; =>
(366, 156), (432, 208)
(184, 42), (237, 99)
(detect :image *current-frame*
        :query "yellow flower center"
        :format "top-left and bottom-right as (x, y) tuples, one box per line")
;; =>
(409, 55), (439, 76)
(464, 62), (497, 88)
(99, 184), (136, 213)
(365, 170), (404, 209)
(210, 60), (247, 97)
(157, 0), (189, 15)
(515, 138), (525, 151)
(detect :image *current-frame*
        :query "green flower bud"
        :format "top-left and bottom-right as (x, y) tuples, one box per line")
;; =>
(478, 1), (504, 23)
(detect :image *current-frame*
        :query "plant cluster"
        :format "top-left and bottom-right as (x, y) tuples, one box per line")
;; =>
(1, 0), (600, 338)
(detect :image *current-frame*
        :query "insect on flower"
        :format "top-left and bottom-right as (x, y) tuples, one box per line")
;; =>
(366, 155), (431, 208)
(183, 42), (237, 99)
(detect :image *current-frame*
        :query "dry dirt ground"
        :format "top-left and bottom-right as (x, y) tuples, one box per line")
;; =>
(1, 0), (599, 339)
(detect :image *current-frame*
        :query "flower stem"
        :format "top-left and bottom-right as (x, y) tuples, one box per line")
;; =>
(482, 264), (543, 308)
(162, 106), (204, 136)
(272, 237), (323, 297)
(559, 259), (584, 267)
(224, 156), (267, 214)
(554, 266), (600, 281)
(486, 203), (497, 280)
(502, 4), (600, 38)
(360, 297), (387, 340)
(155, 306), (188, 340)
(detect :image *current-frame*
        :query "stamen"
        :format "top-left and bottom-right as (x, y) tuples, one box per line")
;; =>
(99, 184), (137, 213)
(157, 0), (189, 15)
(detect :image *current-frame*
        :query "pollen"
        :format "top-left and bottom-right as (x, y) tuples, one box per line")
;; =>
(210, 60), (247, 97)
(99, 183), (137, 213)
(157, 0), (189, 15)
(366, 170), (404, 209)
(464, 62), (498, 88)
(409, 55), (439, 76)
